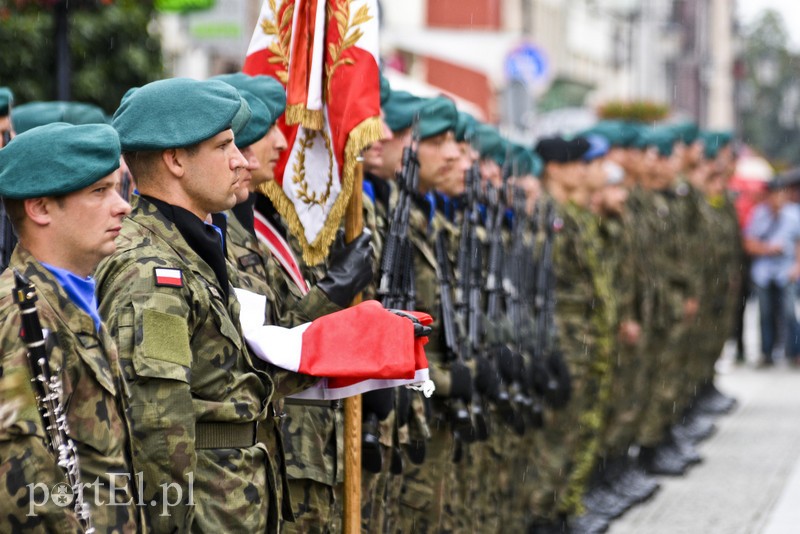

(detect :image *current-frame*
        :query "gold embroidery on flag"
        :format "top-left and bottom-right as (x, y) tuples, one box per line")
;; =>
(325, 1), (373, 101)
(292, 129), (335, 207)
(260, 0), (293, 84)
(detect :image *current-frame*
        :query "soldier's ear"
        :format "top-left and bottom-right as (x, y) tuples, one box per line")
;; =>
(161, 148), (186, 179)
(23, 197), (52, 227)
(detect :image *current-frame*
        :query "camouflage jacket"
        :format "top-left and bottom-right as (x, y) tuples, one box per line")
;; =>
(95, 195), (274, 533)
(0, 246), (139, 533)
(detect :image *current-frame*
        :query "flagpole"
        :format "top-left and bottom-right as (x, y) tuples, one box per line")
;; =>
(342, 157), (364, 534)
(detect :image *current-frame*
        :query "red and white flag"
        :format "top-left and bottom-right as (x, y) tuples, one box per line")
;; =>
(243, 0), (383, 265)
(235, 288), (433, 400)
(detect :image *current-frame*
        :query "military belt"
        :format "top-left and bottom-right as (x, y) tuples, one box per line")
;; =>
(284, 398), (342, 410)
(195, 422), (258, 449)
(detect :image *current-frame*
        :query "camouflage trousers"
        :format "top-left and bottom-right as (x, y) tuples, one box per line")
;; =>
(282, 479), (340, 534)
(396, 415), (456, 534)
(529, 356), (608, 521)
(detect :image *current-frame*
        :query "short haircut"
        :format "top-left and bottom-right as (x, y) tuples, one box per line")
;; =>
(123, 143), (203, 185)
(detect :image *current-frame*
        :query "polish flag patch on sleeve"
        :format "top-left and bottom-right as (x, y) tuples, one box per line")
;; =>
(154, 268), (183, 287)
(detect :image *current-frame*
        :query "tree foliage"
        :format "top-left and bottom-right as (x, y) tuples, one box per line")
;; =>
(738, 10), (800, 167)
(0, 0), (163, 113)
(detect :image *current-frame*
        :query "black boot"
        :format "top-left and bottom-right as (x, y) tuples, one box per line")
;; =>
(611, 454), (660, 503)
(639, 444), (687, 476)
(695, 383), (737, 414)
(569, 509), (609, 534)
(669, 426), (703, 465)
(673, 411), (717, 443)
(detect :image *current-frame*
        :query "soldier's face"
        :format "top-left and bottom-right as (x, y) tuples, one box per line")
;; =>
(47, 170), (131, 274)
(181, 129), (247, 217)
(235, 145), (257, 202)
(363, 118), (393, 175)
(418, 131), (459, 192)
(378, 128), (410, 180)
(254, 125), (288, 186)
(600, 184), (628, 215)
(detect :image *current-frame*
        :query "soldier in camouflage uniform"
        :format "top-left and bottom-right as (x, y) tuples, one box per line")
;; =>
(95, 78), (282, 532)
(0, 87), (15, 271)
(0, 123), (140, 533)
(529, 136), (615, 533)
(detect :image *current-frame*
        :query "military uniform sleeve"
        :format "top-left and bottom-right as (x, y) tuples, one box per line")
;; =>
(96, 256), (196, 532)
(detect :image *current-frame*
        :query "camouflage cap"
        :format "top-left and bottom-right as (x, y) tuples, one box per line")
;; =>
(0, 87), (13, 117)
(112, 78), (251, 151)
(11, 101), (108, 134)
(0, 123), (121, 199)
(212, 73), (287, 127)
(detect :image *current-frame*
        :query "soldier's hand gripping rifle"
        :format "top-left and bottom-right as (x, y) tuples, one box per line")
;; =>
(13, 270), (95, 533)
(363, 118), (422, 473)
(531, 201), (571, 409)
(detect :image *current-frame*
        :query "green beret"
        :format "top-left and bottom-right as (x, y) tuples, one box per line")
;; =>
(416, 96), (457, 140)
(472, 124), (504, 164)
(233, 90), (271, 148)
(636, 127), (675, 157)
(113, 78), (251, 151)
(669, 121), (699, 144)
(382, 90), (424, 133)
(212, 73), (286, 126)
(699, 130), (734, 159)
(0, 123), (121, 199)
(511, 144), (542, 177)
(455, 112), (478, 143)
(580, 120), (639, 148)
(379, 73), (391, 106)
(0, 87), (13, 117)
(11, 101), (108, 134)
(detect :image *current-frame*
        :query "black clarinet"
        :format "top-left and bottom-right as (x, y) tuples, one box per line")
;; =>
(13, 269), (94, 533)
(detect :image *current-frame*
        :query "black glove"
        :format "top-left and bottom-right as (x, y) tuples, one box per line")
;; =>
(474, 354), (500, 401)
(362, 389), (394, 421)
(387, 309), (432, 338)
(317, 230), (374, 307)
(449, 361), (473, 403)
(544, 349), (572, 409)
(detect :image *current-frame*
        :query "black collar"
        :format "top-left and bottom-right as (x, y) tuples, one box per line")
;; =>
(231, 193), (257, 237)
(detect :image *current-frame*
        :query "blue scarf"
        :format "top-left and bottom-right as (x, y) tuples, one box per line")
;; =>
(41, 262), (101, 331)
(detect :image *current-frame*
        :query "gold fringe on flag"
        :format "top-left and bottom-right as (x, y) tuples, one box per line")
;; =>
(259, 115), (384, 265)
(284, 104), (325, 131)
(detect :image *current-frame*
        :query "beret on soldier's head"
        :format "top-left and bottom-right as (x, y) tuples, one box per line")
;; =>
(455, 111), (477, 143)
(669, 121), (699, 145)
(511, 144), (542, 177)
(534, 136), (590, 163)
(699, 130), (733, 159)
(0, 123), (121, 199)
(379, 73), (391, 106)
(11, 101), (108, 134)
(382, 90), (424, 132)
(581, 120), (639, 148)
(112, 78), (251, 151)
(0, 87), (13, 117)
(636, 127), (676, 157)
(212, 73), (286, 127)
(582, 134), (610, 162)
(416, 96), (458, 140)
(473, 124), (505, 165)
(232, 90), (272, 148)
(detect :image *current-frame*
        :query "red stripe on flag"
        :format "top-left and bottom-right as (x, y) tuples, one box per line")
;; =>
(253, 212), (310, 294)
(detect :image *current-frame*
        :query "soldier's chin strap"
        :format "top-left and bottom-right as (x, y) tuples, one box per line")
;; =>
(406, 380), (436, 398)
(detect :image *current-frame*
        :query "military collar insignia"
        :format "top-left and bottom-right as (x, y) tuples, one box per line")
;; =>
(154, 267), (184, 287)
(238, 253), (261, 269)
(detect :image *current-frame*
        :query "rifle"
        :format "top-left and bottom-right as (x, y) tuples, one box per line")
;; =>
(434, 230), (474, 447)
(13, 270), (95, 533)
(531, 200), (571, 409)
